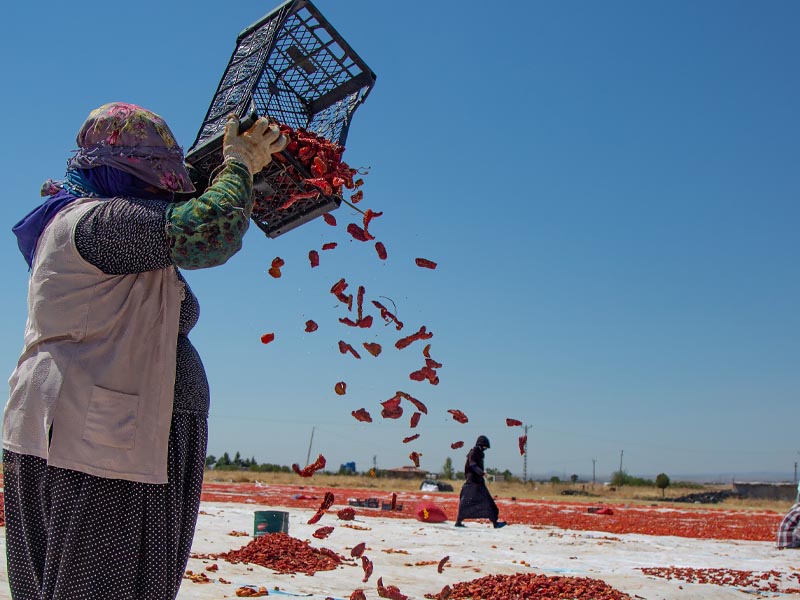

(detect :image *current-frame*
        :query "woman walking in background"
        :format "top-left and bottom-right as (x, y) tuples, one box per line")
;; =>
(3, 102), (285, 599)
(455, 435), (507, 528)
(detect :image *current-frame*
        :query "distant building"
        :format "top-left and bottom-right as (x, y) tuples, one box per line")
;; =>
(732, 481), (797, 501)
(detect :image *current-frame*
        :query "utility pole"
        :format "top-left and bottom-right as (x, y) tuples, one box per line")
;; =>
(794, 461), (797, 484)
(522, 424), (530, 482)
(305, 426), (315, 465)
(618, 449), (624, 486)
(592, 459), (596, 487)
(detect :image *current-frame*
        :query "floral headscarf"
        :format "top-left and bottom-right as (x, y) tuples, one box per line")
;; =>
(68, 102), (194, 193)
(13, 102), (195, 268)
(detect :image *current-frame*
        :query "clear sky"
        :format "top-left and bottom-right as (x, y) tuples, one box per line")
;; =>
(0, 1), (797, 482)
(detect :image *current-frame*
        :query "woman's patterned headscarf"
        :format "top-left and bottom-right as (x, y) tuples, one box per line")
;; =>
(13, 102), (195, 268)
(68, 102), (194, 194)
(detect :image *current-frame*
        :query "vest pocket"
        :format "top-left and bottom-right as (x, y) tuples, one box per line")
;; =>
(82, 386), (140, 449)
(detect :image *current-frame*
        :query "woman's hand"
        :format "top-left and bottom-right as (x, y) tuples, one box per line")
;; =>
(222, 114), (288, 174)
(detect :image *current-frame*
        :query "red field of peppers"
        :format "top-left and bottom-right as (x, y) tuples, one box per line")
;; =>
(199, 482), (783, 542)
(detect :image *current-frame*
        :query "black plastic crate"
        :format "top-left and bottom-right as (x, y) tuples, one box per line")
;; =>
(186, 0), (376, 238)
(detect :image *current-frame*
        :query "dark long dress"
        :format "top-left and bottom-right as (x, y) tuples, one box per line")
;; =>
(456, 445), (500, 522)
(3, 197), (211, 600)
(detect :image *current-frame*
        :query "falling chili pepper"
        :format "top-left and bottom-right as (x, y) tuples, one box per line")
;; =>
(350, 190), (364, 203)
(351, 542), (367, 558)
(409, 452), (422, 467)
(347, 223), (368, 241)
(381, 395), (403, 419)
(357, 316), (373, 328)
(390, 493), (397, 511)
(396, 391), (427, 414)
(375, 241), (388, 260)
(307, 491), (335, 524)
(309, 250), (320, 268)
(451, 441), (464, 449)
(506, 418), (523, 427)
(422, 344), (432, 358)
(305, 177), (333, 195)
(518, 435), (527, 456)
(305, 320), (318, 333)
(356, 286), (365, 321)
(363, 342), (382, 357)
(371, 300), (404, 330)
(323, 213), (337, 226)
(350, 590), (366, 600)
(260, 333), (275, 345)
(268, 266), (282, 278)
(410, 412), (421, 428)
(402, 434), (420, 444)
(313, 526), (334, 539)
(334, 382), (347, 395)
(322, 242), (338, 251)
(352, 408), (372, 423)
(395, 326), (433, 350)
(448, 409), (469, 424)
(437, 555), (450, 574)
(331, 278), (348, 296)
(361, 556), (374, 583)
(415, 258), (437, 270)
(292, 454), (327, 478)
(362, 209), (383, 240)
(338, 341), (361, 359)
(339, 317), (358, 327)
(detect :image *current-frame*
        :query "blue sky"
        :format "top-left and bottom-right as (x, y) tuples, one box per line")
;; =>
(0, 1), (797, 481)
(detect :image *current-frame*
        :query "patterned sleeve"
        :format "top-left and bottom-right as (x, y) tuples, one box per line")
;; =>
(166, 160), (254, 269)
(75, 197), (173, 275)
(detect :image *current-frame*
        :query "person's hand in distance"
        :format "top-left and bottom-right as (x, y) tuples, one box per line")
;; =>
(223, 115), (288, 174)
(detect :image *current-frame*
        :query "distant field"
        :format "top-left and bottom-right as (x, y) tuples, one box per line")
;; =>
(203, 470), (791, 513)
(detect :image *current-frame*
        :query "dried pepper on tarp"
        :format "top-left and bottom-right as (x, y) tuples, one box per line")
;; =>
(350, 590), (366, 600)
(506, 418), (522, 427)
(395, 326), (433, 350)
(351, 408), (372, 423)
(292, 454), (326, 478)
(448, 409), (468, 424)
(377, 577), (408, 600)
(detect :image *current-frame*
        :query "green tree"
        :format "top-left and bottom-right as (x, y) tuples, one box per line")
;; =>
(570, 474), (578, 484)
(441, 457), (454, 479)
(216, 452), (231, 468)
(205, 455), (217, 469)
(550, 476), (561, 485)
(610, 470), (627, 487)
(655, 473), (671, 497)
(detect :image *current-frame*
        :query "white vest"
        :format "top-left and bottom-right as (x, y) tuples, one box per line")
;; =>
(3, 198), (183, 484)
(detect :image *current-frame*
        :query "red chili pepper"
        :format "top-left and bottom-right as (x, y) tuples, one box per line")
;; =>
(350, 590), (366, 600)
(260, 333), (275, 345)
(351, 542), (366, 558)
(377, 577), (408, 600)
(305, 320), (318, 333)
(347, 223), (368, 241)
(361, 556), (373, 583)
(363, 342), (382, 357)
(268, 266), (282, 278)
(415, 257), (437, 270)
(334, 381), (346, 395)
(437, 555), (449, 574)
(308, 250), (320, 268)
(362, 209), (383, 240)
(506, 418), (522, 427)
(292, 454), (326, 478)
(448, 409), (469, 424)
(313, 526), (334, 539)
(350, 190), (364, 203)
(450, 441), (464, 449)
(339, 317), (358, 327)
(375, 241), (388, 260)
(351, 408), (372, 423)
(322, 242), (338, 251)
(402, 434), (420, 444)
(395, 391), (427, 414)
(395, 326), (433, 350)
(390, 493), (397, 511)
(330, 278), (348, 296)
(356, 286), (365, 320)
(357, 316), (373, 328)
(371, 300), (404, 330)
(338, 340), (361, 359)
(381, 395), (403, 419)
(409, 452), (422, 468)
(323, 213), (337, 226)
(305, 177), (333, 195)
(410, 412), (421, 428)
(337, 507), (356, 521)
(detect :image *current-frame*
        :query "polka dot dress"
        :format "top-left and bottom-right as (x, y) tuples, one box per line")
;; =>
(4, 197), (210, 599)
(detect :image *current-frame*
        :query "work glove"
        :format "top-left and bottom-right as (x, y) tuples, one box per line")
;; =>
(223, 114), (288, 175)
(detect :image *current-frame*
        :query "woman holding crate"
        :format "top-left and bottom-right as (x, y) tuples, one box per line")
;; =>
(3, 102), (285, 599)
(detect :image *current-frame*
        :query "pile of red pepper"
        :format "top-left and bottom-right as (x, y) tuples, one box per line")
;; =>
(639, 566), (800, 594)
(214, 532), (342, 576)
(424, 573), (631, 599)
